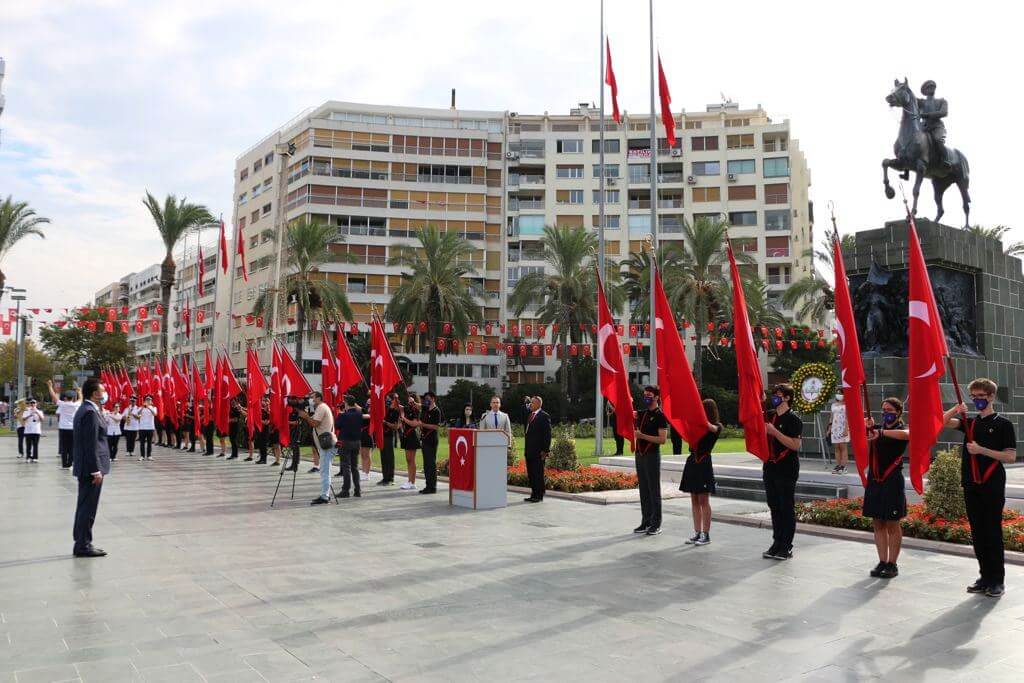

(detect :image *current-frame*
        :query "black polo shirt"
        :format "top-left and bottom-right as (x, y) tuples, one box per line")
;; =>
(335, 408), (363, 442)
(636, 407), (669, 456)
(420, 405), (441, 446)
(957, 413), (1016, 490)
(765, 409), (803, 478)
(384, 407), (400, 435)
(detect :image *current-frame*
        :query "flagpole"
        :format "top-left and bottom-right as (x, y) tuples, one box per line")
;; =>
(225, 218), (239, 373)
(647, 0), (659, 385)
(595, 0), (606, 458)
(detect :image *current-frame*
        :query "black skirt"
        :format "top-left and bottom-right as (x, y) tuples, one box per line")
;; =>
(360, 429), (374, 448)
(862, 469), (907, 520)
(680, 455), (716, 494)
(399, 429), (420, 451)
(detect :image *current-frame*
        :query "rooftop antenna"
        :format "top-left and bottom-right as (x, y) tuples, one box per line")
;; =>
(450, 88), (456, 110)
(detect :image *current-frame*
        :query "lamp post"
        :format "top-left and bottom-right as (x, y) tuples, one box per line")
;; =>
(7, 288), (28, 399)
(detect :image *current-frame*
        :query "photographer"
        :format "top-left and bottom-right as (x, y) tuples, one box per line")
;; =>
(297, 392), (336, 505)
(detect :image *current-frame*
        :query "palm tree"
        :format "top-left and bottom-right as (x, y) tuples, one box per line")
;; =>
(783, 225), (855, 324)
(142, 192), (215, 355)
(722, 275), (786, 329)
(253, 220), (353, 366)
(386, 225), (481, 393)
(621, 243), (688, 323)
(507, 225), (623, 402)
(0, 196), (49, 298)
(967, 224), (1024, 257)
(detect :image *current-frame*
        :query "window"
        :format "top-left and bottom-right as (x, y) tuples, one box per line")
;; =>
(764, 157), (790, 178)
(731, 238), (758, 253)
(592, 163), (620, 178)
(592, 214), (621, 229)
(591, 139), (620, 154)
(240, 168), (248, 181)
(725, 118), (751, 127)
(302, 360), (323, 374)
(253, 159), (263, 172)
(348, 277), (366, 293)
(727, 159), (755, 175)
(691, 136), (719, 151)
(556, 165), (583, 179)
(251, 184), (261, 198)
(556, 139), (582, 153)
(238, 192), (247, 204)
(517, 215), (545, 235)
(262, 178), (272, 190)
(250, 210), (259, 223)
(729, 211), (757, 227)
(766, 236), (790, 257)
(264, 151), (274, 165)
(692, 187), (721, 202)
(727, 134), (754, 150)
(693, 212), (720, 223)
(684, 120), (702, 130)
(727, 185), (756, 201)
(592, 190), (620, 204)
(628, 164), (650, 183)
(765, 209), (791, 230)
(556, 190), (583, 204)
(628, 214), (651, 234)
(249, 235), (258, 248)
(693, 161), (720, 176)
(262, 203), (272, 215)
(764, 183), (789, 204)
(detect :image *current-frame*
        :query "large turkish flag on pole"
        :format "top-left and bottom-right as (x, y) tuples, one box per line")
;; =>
(907, 218), (948, 494)
(596, 271), (635, 451)
(246, 348), (268, 439)
(320, 330), (336, 407)
(336, 322), (364, 396)
(370, 316), (402, 448)
(728, 244), (770, 462)
(833, 237), (870, 486)
(653, 267), (707, 449)
(448, 428), (476, 491)
(270, 343), (290, 448)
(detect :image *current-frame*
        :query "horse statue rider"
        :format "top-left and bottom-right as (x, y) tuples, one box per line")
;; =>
(882, 78), (971, 228)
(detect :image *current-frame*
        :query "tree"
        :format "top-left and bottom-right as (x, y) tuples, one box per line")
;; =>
(386, 225), (481, 394)
(39, 309), (131, 377)
(253, 220), (353, 367)
(507, 225), (623, 408)
(621, 243), (687, 323)
(967, 224), (1024, 257)
(439, 379), (497, 423)
(0, 339), (53, 399)
(722, 275), (786, 330)
(0, 196), (49, 300)
(784, 226), (854, 324)
(142, 192), (215, 357)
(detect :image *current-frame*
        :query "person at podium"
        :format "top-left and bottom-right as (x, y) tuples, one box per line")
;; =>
(480, 396), (513, 463)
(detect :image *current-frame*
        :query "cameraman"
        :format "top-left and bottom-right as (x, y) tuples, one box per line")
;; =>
(297, 392), (336, 505)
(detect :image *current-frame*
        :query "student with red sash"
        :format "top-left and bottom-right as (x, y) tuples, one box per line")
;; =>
(943, 378), (1017, 598)
(680, 399), (722, 546)
(632, 386), (669, 536)
(762, 383), (803, 561)
(862, 397), (909, 579)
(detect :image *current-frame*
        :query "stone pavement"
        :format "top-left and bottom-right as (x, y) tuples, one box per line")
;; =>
(2, 436), (1024, 682)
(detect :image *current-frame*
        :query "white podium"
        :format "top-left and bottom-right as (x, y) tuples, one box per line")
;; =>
(449, 429), (508, 510)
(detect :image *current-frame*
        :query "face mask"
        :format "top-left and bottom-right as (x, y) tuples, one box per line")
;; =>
(882, 412), (898, 425)
(973, 398), (990, 411)
(98, 392), (108, 405)
(642, 396), (654, 407)
(770, 396), (783, 408)
(465, 410), (472, 416)
(423, 399), (431, 408)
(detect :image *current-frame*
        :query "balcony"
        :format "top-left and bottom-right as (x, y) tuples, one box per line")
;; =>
(628, 173), (652, 184)
(766, 275), (792, 286)
(763, 140), (789, 153)
(657, 199), (683, 209)
(766, 248), (790, 258)
(765, 193), (789, 205)
(509, 199), (544, 211)
(765, 222), (791, 232)
(657, 173), (684, 183)
(628, 200), (652, 210)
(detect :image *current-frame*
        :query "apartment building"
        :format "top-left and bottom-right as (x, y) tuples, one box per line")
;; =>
(169, 236), (233, 367)
(124, 264), (162, 359)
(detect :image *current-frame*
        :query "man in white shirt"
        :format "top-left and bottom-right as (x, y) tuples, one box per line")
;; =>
(48, 380), (81, 469)
(479, 396), (513, 455)
(298, 391), (336, 505)
(123, 396), (139, 457)
(20, 399), (44, 461)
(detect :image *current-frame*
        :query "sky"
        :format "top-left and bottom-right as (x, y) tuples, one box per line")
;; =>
(0, 0), (1017, 312)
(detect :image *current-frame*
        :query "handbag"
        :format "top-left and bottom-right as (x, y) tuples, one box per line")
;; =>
(317, 431), (334, 450)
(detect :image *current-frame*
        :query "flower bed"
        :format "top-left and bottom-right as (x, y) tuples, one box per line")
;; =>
(439, 458), (638, 493)
(796, 497), (1024, 552)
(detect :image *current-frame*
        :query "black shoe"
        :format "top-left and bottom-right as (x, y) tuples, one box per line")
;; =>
(524, 497), (541, 503)
(188, 447), (196, 453)
(879, 563), (899, 579)
(870, 562), (886, 578)
(308, 466), (319, 473)
(244, 457), (253, 462)
(646, 527), (662, 536)
(633, 525), (649, 534)
(310, 497), (329, 505)
(419, 488), (437, 494)
(967, 579), (988, 594)
(338, 492), (350, 498)
(73, 547), (107, 558)
(227, 455), (238, 460)
(286, 463), (299, 472)
(270, 461), (280, 466)
(770, 549), (793, 561)
(216, 453), (225, 458)
(762, 546), (779, 559)
(376, 480), (389, 486)
(985, 584), (1005, 598)
(336, 469), (345, 477)
(256, 458), (267, 464)
(354, 492), (361, 498)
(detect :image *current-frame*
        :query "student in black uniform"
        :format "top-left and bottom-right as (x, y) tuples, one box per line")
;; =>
(633, 386), (669, 536)
(399, 393), (422, 490)
(606, 403), (623, 456)
(419, 391), (442, 494)
(863, 397), (909, 579)
(378, 393), (401, 486)
(359, 404), (374, 481)
(763, 383), (803, 560)
(680, 399), (723, 546)
(183, 404), (197, 453)
(286, 398), (303, 471)
(226, 398), (241, 460)
(943, 378), (1017, 598)
(669, 426), (683, 457)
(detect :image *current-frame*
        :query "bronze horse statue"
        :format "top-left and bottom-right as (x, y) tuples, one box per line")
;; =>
(882, 78), (970, 227)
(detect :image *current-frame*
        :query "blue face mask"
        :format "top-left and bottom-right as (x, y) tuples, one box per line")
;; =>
(770, 396), (783, 408)
(882, 411), (898, 425)
(642, 396), (654, 407)
(973, 397), (989, 411)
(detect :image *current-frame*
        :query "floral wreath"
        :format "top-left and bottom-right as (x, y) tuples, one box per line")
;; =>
(790, 362), (838, 414)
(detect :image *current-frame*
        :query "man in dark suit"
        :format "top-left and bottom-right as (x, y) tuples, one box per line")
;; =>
(523, 395), (551, 503)
(72, 378), (111, 558)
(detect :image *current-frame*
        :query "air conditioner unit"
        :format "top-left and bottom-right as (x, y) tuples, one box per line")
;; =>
(506, 358), (517, 367)
(727, 173), (737, 182)
(509, 112), (518, 118)
(670, 149), (682, 157)
(686, 175), (697, 185)
(505, 151), (520, 160)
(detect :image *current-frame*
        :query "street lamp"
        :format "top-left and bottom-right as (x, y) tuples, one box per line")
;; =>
(7, 287), (27, 399)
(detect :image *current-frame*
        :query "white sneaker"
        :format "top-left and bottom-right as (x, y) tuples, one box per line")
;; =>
(360, 472), (370, 481)
(400, 482), (415, 490)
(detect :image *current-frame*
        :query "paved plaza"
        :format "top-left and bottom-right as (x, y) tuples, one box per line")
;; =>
(2, 436), (1024, 682)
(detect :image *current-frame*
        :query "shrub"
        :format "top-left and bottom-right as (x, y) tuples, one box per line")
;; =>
(546, 424), (579, 471)
(923, 447), (966, 521)
(701, 385), (739, 426)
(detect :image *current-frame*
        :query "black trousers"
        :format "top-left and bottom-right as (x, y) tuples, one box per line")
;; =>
(526, 452), (545, 500)
(25, 433), (39, 459)
(58, 428), (74, 467)
(107, 435), (120, 460)
(422, 441), (438, 491)
(138, 430), (153, 458)
(763, 464), (799, 552)
(229, 427), (239, 458)
(964, 485), (1006, 585)
(73, 476), (103, 552)
(635, 451), (662, 528)
(613, 430), (624, 455)
(380, 432), (396, 482)
(339, 440), (361, 495)
(124, 430), (137, 454)
(670, 427), (683, 456)
(173, 426), (182, 449)
(203, 422), (215, 454)
(17, 427), (24, 455)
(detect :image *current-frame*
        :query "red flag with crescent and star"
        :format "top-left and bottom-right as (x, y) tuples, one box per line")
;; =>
(597, 271), (635, 451)
(370, 316), (402, 449)
(448, 428), (476, 491)
(908, 217), (948, 494)
(833, 237), (869, 486)
(605, 38), (621, 124)
(219, 218), (229, 274)
(728, 243), (769, 462)
(336, 322), (363, 396)
(657, 54), (676, 148)
(270, 342), (291, 448)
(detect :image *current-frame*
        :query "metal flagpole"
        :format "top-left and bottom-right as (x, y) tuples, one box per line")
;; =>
(647, 0), (659, 385)
(225, 215), (239, 373)
(595, 0), (606, 457)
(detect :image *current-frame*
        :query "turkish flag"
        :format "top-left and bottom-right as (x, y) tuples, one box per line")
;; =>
(197, 246), (206, 296)
(219, 218), (229, 274)
(597, 271), (635, 450)
(833, 237), (869, 486)
(728, 244), (769, 461)
(657, 54), (676, 148)
(246, 348), (268, 438)
(270, 343), (290, 447)
(321, 330), (337, 406)
(336, 322), (363, 395)
(204, 348), (215, 391)
(653, 268), (707, 449)
(236, 222), (248, 282)
(163, 358), (179, 428)
(277, 338), (313, 398)
(448, 428), (476, 491)
(907, 218), (948, 494)
(191, 362), (204, 437)
(370, 316), (403, 448)
(605, 38), (621, 123)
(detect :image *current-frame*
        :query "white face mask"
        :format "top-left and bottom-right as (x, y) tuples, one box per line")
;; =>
(98, 392), (108, 405)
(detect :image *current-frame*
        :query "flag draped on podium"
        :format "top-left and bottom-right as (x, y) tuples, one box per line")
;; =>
(448, 428), (476, 491)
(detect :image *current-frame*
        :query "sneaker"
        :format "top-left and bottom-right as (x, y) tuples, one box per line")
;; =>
(360, 472), (370, 481)
(646, 527), (662, 536)
(633, 525), (649, 534)
(400, 482), (415, 490)
(831, 465), (841, 474)
(879, 563), (899, 579)
(870, 562), (886, 578)
(967, 580), (988, 594)
(216, 452), (225, 458)
(985, 584), (1005, 598)
(770, 549), (793, 561)
(310, 497), (329, 505)
(685, 532), (701, 544)
(694, 533), (711, 546)
(308, 466), (319, 473)
(837, 466), (847, 474)
(762, 547), (778, 559)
